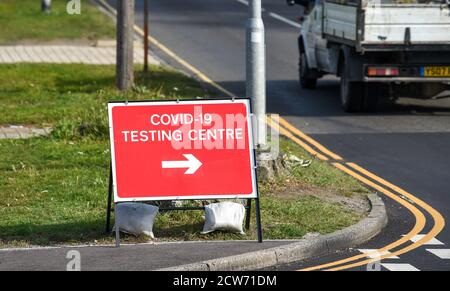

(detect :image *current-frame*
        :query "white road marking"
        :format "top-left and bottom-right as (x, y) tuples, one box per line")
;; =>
(426, 249), (450, 259)
(236, 0), (249, 6)
(407, 234), (444, 245)
(236, 0), (263, 9)
(358, 249), (400, 259)
(268, 12), (301, 28)
(234, 0), (300, 28)
(381, 263), (420, 271)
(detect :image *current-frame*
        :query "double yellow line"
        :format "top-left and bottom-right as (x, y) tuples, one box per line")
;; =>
(98, 0), (445, 271)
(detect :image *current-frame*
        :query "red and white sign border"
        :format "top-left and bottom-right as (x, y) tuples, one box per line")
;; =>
(108, 98), (258, 202)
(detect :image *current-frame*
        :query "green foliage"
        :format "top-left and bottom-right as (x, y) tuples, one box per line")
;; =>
(0, 0), (115, 44)
(0, 64), (208, 140)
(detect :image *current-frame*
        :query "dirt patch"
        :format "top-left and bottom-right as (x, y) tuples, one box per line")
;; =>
(266, 184), (371, 216)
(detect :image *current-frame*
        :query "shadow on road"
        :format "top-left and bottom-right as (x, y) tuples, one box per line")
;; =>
(214, 79), (450, 118)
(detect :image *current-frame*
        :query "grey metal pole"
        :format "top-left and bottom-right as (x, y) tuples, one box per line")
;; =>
(41, 0), (51, 13)
(116, 0), (135, 91)
(246, 0), (267, 148)
(115, 203), (120, 248)
(143, 0), (149, 72)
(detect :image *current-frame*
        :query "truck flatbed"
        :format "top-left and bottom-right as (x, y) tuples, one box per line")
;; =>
(323, 0), (450, 52)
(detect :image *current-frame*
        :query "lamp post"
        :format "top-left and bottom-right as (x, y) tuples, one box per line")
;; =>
(246, 0), (267, 148)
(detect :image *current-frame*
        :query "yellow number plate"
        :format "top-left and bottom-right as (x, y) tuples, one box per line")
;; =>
(422, 67), (450, 77)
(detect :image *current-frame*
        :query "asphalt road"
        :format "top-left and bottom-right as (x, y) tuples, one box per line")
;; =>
(0, 240), (292, 271)
(111, 0), (450, 271)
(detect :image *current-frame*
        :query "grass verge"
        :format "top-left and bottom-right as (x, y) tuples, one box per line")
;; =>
(0, 64), (369, 247)
(0, 0), (115, 44)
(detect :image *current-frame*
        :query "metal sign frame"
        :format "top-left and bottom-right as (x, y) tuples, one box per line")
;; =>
(105, 98), (263, 246)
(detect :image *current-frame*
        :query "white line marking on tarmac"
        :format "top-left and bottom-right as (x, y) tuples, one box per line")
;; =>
(358, 249), (400, 259)
(234, 0), (300, 28)
(408, 234), (444, 245)
(236, 0), (249, 5)
(381, 264), (420, 271)
(426, 249), (450, 259)
(268, 12), (301, 28)
(236, 0), (264, 10)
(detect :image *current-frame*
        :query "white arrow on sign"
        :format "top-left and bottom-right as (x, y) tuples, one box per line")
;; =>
(162, 154), (203, 175)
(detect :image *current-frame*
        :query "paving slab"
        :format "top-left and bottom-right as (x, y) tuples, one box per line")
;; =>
(0, 126), (50, 139)
(0, 45), (159, 66)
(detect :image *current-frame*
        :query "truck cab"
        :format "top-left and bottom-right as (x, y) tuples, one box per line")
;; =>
(288, 0), (450, 112)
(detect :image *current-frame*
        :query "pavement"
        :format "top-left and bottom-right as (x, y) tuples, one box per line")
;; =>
(0, 43), (159, 65)
(0, 241), (292, 271)
(102, 0), (450, 271)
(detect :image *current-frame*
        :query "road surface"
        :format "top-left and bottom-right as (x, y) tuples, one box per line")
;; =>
(110, 0), (450, 271)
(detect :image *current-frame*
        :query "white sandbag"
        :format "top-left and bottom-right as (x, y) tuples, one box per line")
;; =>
(114, 203), (159, 239)
(202, 202), (246, 235)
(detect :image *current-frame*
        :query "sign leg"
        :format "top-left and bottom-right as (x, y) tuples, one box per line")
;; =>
(115, 203), (121, 248)
(245, 199), (252, 230)
(106, 164), (113, 233)
(255, 198), (263, 243)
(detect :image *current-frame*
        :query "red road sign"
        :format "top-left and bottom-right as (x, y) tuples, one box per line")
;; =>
(108, 99), (257, 202)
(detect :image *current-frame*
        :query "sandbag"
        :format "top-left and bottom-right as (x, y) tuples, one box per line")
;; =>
(114, 203), (159, 239)
(202, 202), (246, 235)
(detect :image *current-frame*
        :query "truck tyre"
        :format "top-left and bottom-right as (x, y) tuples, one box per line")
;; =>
(299, 52), (317, 89)
(340, 62), (363, 112)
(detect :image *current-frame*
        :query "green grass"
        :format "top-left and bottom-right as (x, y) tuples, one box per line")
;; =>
(0, 64), (369, 247)
(271, 138), (369, 197)
(0, 138), (364, 245)
(0, 0), (115, 44)
(0, 139), (109, 245)
(0, 64), (207, 129)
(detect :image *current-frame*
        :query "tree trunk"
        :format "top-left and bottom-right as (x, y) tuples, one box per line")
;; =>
(116, 0), (135, 91)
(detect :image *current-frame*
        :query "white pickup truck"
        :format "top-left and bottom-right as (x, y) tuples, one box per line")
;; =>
(287, 0), (450, 112)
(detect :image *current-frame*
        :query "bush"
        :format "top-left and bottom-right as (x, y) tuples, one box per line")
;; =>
(52, 105), (109, 140)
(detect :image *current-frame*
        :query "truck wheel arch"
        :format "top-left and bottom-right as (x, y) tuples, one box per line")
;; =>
(298, 36), (305, 53)
(298, 35), (318, 69)
(337, 45), (363, 82)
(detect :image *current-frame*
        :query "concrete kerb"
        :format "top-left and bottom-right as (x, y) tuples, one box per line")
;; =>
(159, 194), (388, 271)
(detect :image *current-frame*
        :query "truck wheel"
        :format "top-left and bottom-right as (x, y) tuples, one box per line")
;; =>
(340, 64), (363, 112)
(299, 52), (317, 89)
